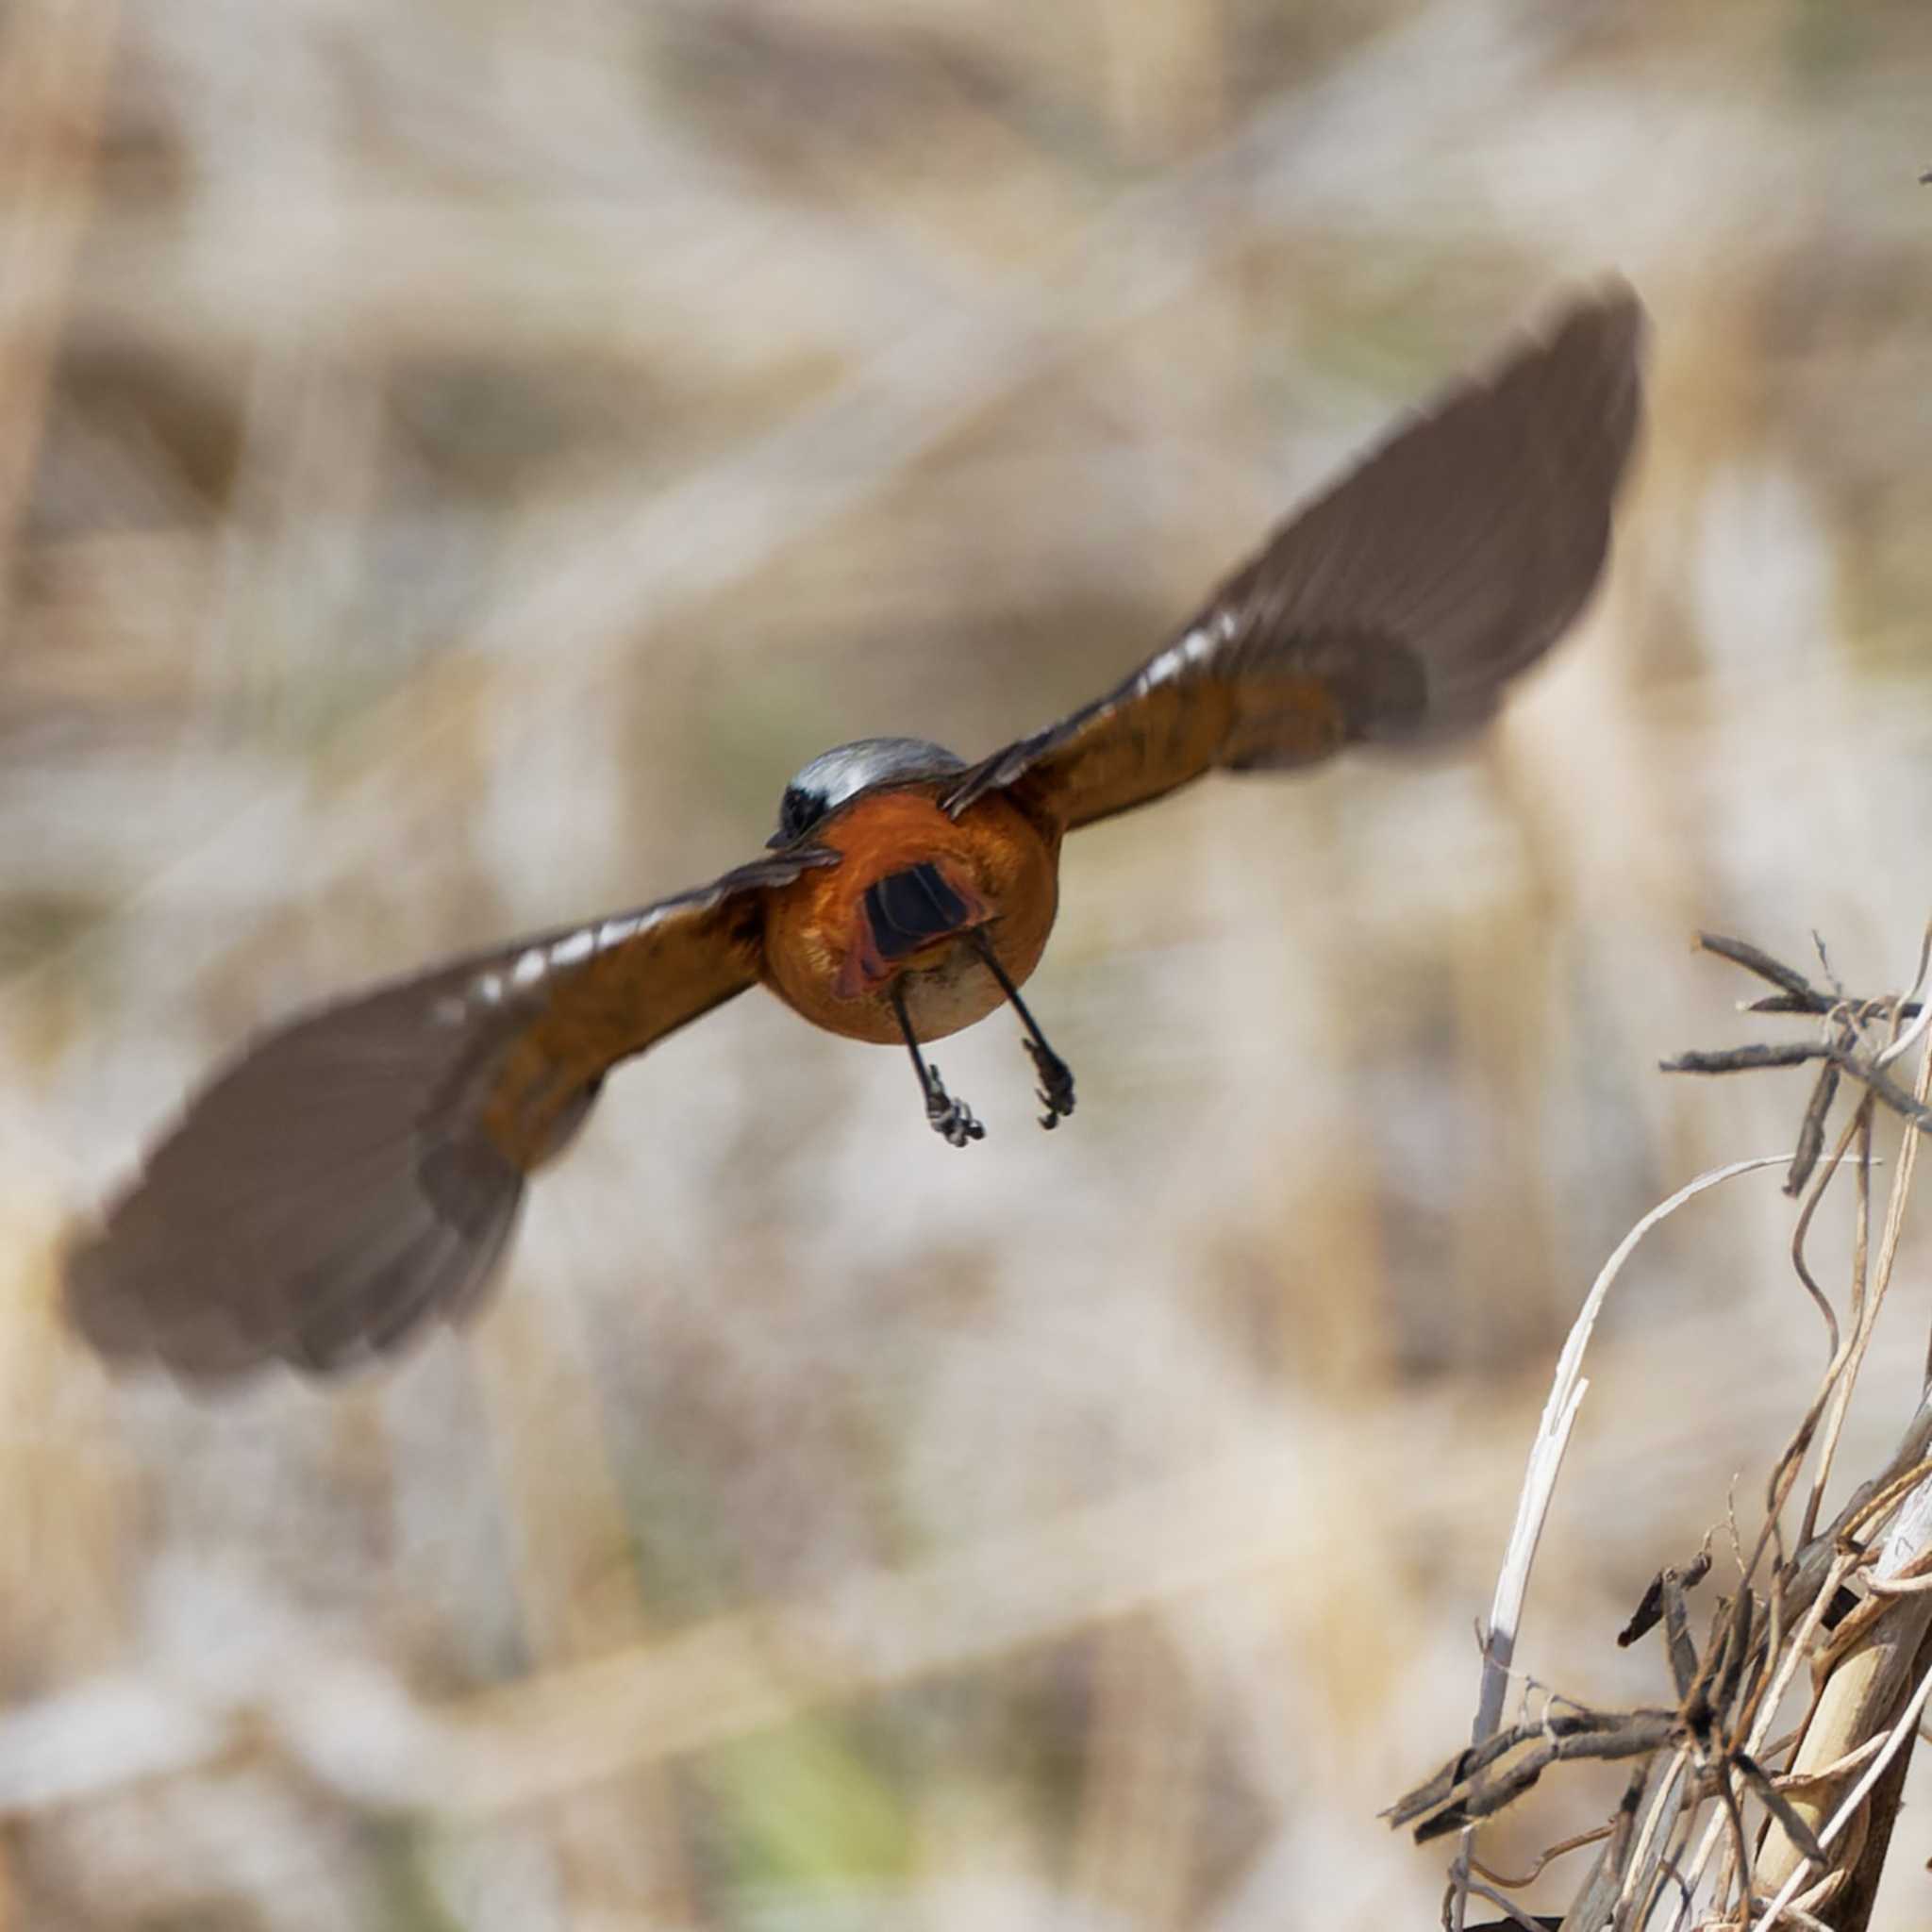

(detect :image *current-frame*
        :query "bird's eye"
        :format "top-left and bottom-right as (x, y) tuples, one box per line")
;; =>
(779, 786), (822, 841)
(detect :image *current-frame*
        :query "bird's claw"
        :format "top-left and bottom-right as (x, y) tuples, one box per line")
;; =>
(924, 1065), (986, 1147)
(1025, 1040), (1076, 1130)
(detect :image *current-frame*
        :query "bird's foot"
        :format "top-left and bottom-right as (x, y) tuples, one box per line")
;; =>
(1024, 1039), (1076, 1130)
(924, 1065), (986, 1147)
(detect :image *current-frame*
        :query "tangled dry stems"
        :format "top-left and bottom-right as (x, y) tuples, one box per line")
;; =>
(1393, 926), (1932, 1932)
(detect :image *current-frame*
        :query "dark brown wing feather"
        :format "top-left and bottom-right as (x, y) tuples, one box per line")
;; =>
(64, 850), (826, 1381)
(946, 282), (1646, 832)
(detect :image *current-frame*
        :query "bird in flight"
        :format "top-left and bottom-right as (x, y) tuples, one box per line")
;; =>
(66, 283), (1646, 1380)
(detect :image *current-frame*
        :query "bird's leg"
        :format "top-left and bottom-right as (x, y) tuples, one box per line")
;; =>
(967, 930), (1076, 1130)
(890, 978), (985, 1148)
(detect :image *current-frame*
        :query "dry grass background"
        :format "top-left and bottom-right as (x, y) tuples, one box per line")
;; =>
(5, 0), (1932, 1925)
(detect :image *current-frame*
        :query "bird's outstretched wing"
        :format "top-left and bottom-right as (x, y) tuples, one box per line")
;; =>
(65, 850), (827, 1380)
(944, 283), (1646, 833)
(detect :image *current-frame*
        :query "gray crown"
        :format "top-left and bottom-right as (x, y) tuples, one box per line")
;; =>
(769, 736), (964, 846)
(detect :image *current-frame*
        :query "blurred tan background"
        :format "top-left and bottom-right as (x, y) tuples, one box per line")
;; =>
(6, 0), (1932, 1925)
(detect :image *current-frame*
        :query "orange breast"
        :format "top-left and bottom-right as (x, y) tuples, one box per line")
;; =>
(759, 785), (1060, 1045)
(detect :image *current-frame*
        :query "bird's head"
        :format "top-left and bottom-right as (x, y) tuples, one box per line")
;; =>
(768, 736), (964, 847)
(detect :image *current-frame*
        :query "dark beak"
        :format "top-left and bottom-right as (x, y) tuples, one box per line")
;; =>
(764, 829), (788, 850)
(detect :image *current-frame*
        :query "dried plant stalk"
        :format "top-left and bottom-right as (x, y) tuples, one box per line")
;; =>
(1395, 928), (1932, 1931)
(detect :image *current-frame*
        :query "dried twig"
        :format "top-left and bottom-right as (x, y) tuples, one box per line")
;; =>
(1396, 1150), (1800, 1920)
(1398, 925), (1932, 1931)
(1662, 932), (1932, 1194)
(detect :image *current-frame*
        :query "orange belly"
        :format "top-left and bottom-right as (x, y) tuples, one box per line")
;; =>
(759, 785), (1060, 1044)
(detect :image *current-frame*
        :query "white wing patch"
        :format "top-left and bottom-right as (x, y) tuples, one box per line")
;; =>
(596, 912), (649, 948)
(1135, 609), (1232, 695)
(549, 927), (596, 969)
(432, 905), (674, 1026)
(425, 849), (823, 1034)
